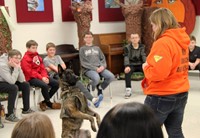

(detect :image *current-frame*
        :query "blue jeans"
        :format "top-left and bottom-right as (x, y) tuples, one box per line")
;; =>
(85, 69), (115, 91)
(144, 92), (188, 138)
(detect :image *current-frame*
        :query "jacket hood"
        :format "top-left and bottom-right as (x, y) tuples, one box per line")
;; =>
(161, 27), (190, 50)
(0, 53), (8, 62)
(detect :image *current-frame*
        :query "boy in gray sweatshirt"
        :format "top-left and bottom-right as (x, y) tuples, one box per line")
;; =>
(79, 32), (115, 97)
(0, 50), (34, 122)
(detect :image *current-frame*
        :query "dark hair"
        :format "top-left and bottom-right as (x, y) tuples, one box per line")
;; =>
(26, 40), (38, 48)
(96, 102), (163, 138)
(8, 49), (22, 58)
(190, 35), (196, 41)
(46, 42), (56, 50)
(83, 31), (93, 37)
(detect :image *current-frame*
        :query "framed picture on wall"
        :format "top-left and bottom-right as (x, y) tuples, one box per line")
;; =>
(61, 0), (74, 21)
(0, 0), (4, 6)
(98, 0), (124, 22)
(15, 0), (53, 23)
(61, 0), (92, 22)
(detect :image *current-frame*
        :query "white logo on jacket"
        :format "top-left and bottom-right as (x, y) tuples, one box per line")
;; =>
(33, 56), (40, 65)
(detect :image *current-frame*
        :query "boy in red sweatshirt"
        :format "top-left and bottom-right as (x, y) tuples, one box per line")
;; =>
(21, 40), (61, 111)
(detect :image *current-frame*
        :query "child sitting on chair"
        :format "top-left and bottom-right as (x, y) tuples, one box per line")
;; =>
(79, 31), (115, 97)
(21, 40), (61, 111)
(43, 42), (103, 108)
(124, 33), (146, 99)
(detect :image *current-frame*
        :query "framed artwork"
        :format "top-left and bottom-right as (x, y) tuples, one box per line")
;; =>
(98, 0), (124, 22)
(61, 0), (74, 21)
(0, 0), (4, 6)
(15, 0), (53, 23)
(61, 0), (92, 22)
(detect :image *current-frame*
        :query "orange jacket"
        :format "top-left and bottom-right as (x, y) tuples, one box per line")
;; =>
(142, 28), (190, 96)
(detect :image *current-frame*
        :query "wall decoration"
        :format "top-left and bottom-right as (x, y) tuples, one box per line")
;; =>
(150, 0), (196, 34)
(192, 0), (200, 15)
(27, 0), (45, 11)
(115, 0), (143, 39)
(0, 7), (12, 53)
(71, 0), (92, 47)
(0, 0), (4, 6)
(105, 0), (120, 8)
(98, 0), (124, 22)
(61, 0), (74, 21)
(15, 0), (53, 22)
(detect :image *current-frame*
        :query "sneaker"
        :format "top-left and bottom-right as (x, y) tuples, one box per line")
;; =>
(5, 113), (20, 122)
(39, 102), (47, 111)
(93, 94), (103, 108)
(51, 103), (61, 109)
(125, 88), (132, 99)
(22, 108), (35, 114)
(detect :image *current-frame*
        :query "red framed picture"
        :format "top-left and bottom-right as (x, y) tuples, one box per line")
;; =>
(61, 0), (92, 22)
(61, 0), (74, 21)
(0, 0), (4, 6)
(15, 0), (53, 23)
(98, 0), (124, 22)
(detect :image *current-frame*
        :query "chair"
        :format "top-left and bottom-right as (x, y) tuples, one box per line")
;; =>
(80, 72), (113, 99)
(188, 70), (200, 79)
(30, 86), (42, 111)
(117, 72), (144, 81)
(0, 91), (21, 116)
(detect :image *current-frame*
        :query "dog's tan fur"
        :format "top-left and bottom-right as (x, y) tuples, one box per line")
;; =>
(59, 69), (101, 138)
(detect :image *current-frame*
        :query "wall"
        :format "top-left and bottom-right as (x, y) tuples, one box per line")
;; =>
(4, 1), (200, 55)
(191, 16), (200, 46)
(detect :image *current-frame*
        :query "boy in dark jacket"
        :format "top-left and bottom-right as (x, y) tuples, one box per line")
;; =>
(189, 35), (200, 70)
(21, 40), (61, 111)
(124, 33), (146, 98)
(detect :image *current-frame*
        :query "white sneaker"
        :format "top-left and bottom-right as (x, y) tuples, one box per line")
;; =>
(125, 88), (132, 99)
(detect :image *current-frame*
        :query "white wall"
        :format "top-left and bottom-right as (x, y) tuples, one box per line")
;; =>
(4, 1), (200, 55)
(191, 16), (200, 46)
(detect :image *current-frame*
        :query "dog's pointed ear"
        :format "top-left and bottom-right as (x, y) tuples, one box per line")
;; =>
(58, 64), (64, 77)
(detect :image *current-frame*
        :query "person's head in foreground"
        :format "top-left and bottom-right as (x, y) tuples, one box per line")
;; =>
(11, 113), (55, 138)
(96, 102), (163, 138)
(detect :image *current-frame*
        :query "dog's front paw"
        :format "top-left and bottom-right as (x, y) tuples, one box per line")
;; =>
(95, 114), (101, 127)
(91, 125), (97, 132)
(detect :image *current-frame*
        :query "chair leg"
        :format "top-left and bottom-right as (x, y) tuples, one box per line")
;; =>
(109, 84), (112, 99)
(32, 87), (37, 111)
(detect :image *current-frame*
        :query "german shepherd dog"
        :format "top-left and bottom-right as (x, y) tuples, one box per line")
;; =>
(58, 65), (101, 138)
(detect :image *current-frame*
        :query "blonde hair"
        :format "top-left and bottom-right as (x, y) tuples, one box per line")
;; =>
(46, 42), (56, 51)
(11, 113), (55, 138)
(149, 8), (179, 40)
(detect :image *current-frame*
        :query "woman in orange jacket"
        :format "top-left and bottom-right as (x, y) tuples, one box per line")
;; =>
(142, 8), (190, 138)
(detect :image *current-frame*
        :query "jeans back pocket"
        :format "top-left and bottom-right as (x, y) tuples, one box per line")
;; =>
(157, 97), (176, 114)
